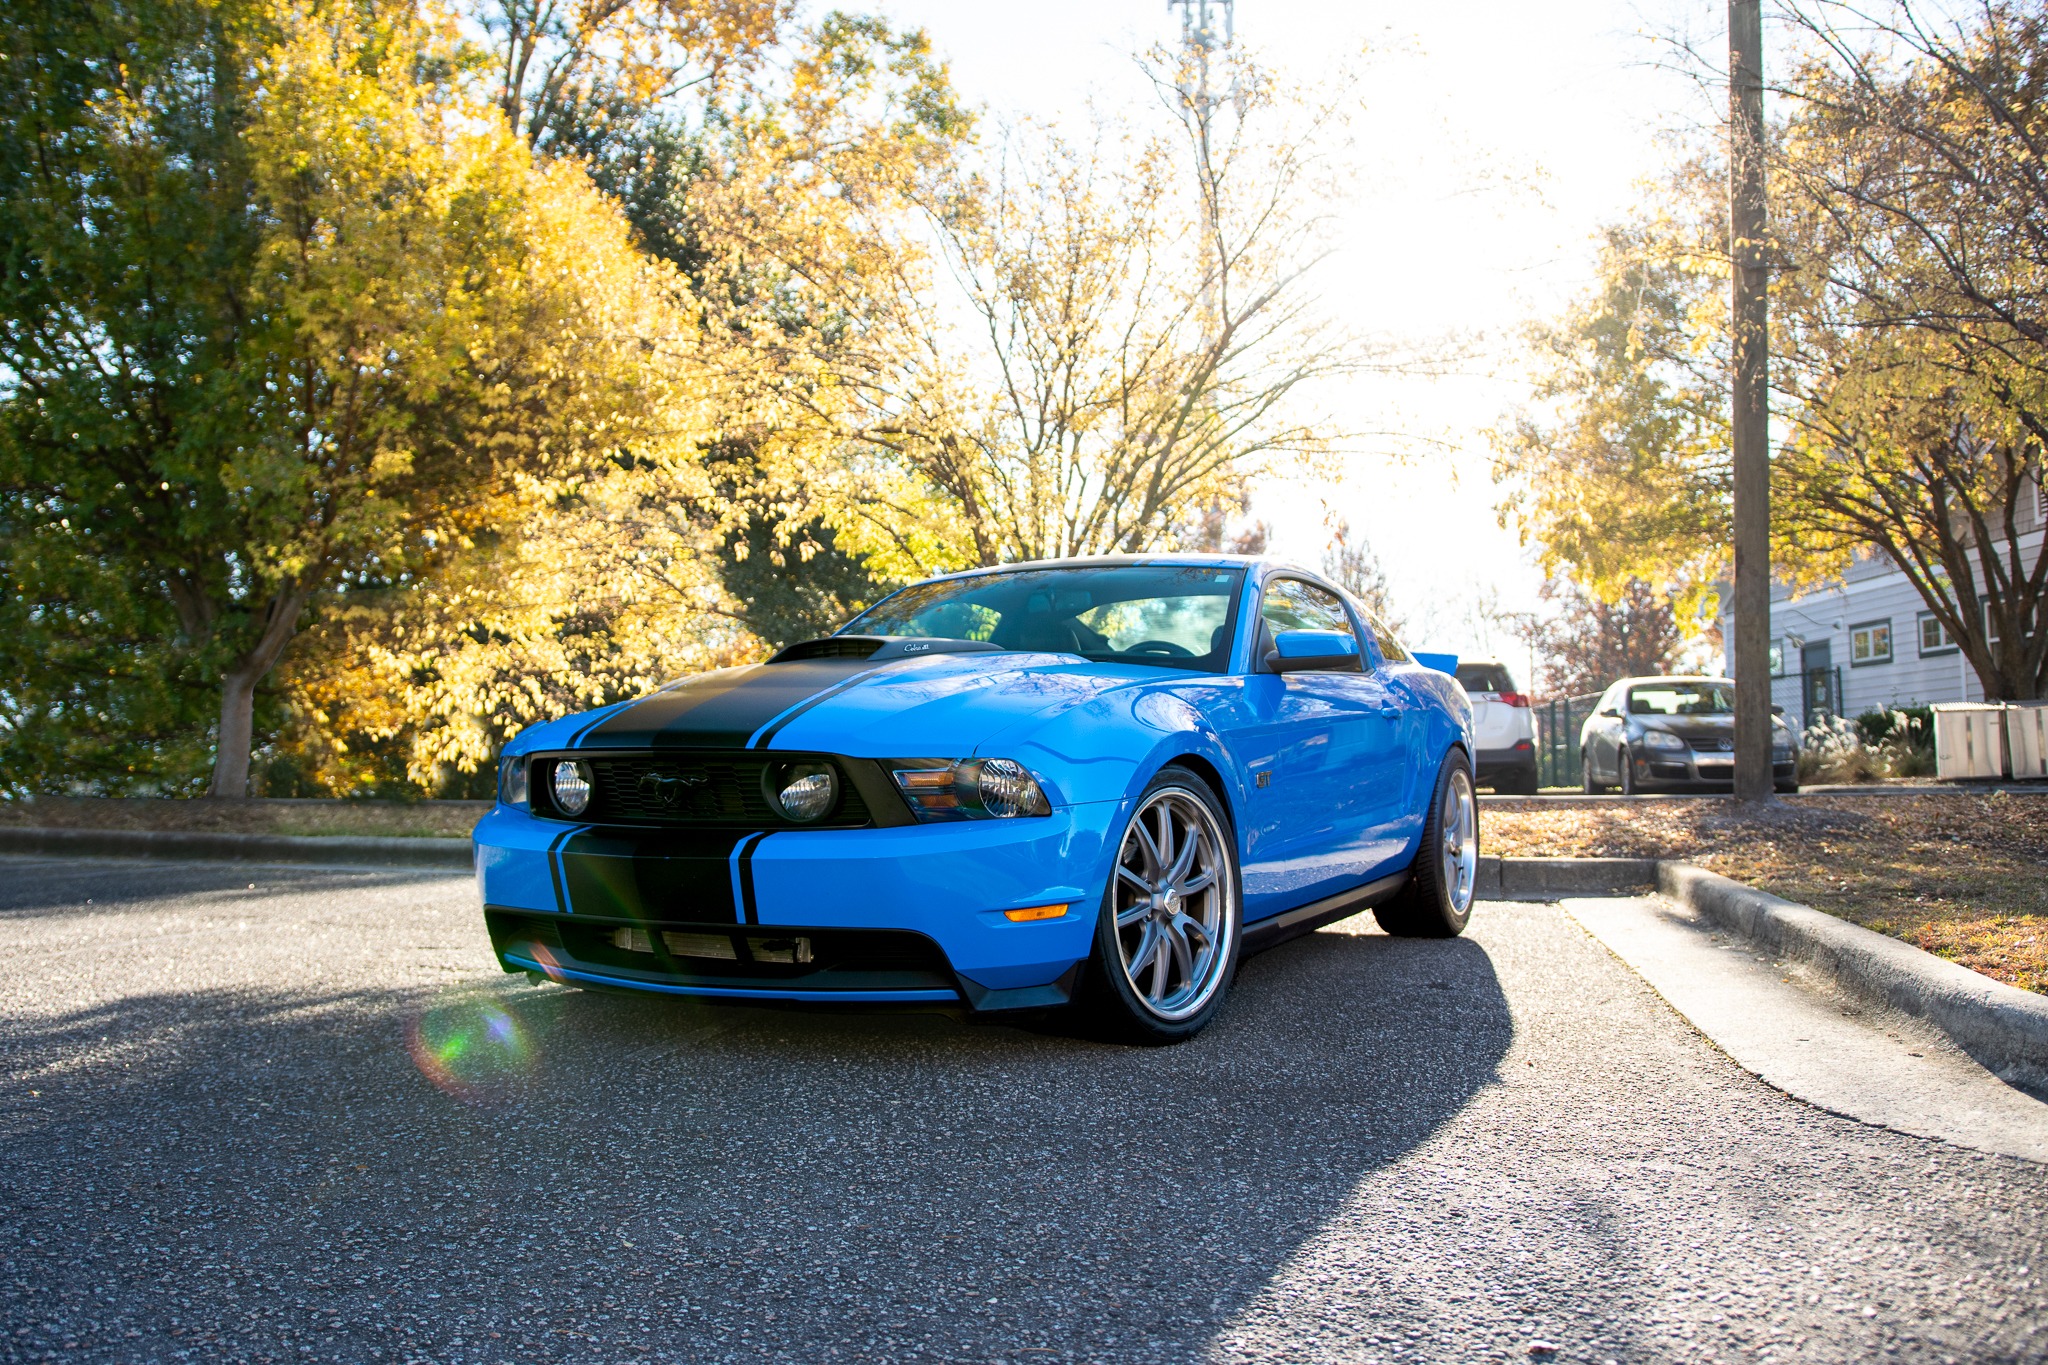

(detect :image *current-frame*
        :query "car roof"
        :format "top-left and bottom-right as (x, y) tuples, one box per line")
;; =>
(1615, 675), (1735, 687)
(912, 553), (1325, 585)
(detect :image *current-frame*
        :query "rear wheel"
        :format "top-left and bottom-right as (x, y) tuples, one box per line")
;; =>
(1499, 763), (1540, 796)
(1375, 750), (1478, 938)
(1078, 767), (1242, 1044)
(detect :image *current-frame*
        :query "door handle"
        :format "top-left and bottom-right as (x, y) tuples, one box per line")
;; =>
(1378, 705), (1400, 720)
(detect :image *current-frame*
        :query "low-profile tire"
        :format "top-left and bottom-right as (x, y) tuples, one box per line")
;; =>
(1582, 751), (1607, 795)
(1617, 745), (1638, 796)
(1076, 766), (1242, 1044)
(1374, 749), (1479, 939)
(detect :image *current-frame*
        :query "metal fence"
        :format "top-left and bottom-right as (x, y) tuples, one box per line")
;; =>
(1534, 692), (1606, 791)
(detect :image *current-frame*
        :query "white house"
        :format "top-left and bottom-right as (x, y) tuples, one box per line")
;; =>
(1724, 485), (2045, 729)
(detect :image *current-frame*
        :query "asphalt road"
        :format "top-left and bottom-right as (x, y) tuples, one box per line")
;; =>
(3, 856), (2045, 1365)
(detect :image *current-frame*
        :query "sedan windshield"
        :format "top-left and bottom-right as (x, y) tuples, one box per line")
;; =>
(845, 565), (1246, 672)
(1628, 681), (1736, 716)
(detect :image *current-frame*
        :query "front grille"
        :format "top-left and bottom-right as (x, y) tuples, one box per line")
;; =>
(1689, 737), (1735, 754)
(532, 753), (872, 828)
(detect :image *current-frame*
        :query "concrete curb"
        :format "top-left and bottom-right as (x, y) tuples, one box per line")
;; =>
(0, 825), (474, 870)
(1657, 863), (2048, 1095)
(1481, 852), (2048, 1094)
(1477, 855), (1658, 899)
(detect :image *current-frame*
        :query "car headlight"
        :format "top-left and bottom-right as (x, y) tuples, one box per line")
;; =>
(499, 754), (529, 808)
(550, 758), (593, 816)
(769, 762), (839, 823)
(890, 758), (1052, 821)
(1640, 729), (1687, 752)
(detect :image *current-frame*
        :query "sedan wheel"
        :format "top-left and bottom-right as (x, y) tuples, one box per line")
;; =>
(1082, 769), (1240, 1042)
(1618, 745), (1638, 796)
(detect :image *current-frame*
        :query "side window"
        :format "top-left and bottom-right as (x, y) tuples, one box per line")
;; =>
(1360, 608), (1409, 663)
(1259, 579), (1354, 642)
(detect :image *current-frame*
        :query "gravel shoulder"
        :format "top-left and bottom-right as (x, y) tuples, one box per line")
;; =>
(4, 856), (2046, 1363)
(1487, 792), (2048, 994)
(0, 796), (488, 839)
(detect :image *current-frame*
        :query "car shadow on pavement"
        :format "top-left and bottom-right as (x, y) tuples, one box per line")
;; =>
(3, 923), (1511, 1362)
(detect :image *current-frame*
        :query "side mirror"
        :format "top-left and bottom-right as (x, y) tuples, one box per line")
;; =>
(1264, 629), (1362, 673)
(1600, 707), (1622, 718)
(1412, 651), (1459, 675)
(1771, 703), (1785, 715)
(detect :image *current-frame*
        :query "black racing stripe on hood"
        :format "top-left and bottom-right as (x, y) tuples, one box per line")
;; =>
(574, 658), (877, 750)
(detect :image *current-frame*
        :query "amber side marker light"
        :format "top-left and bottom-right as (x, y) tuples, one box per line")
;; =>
(1003, 904), (1069, 923)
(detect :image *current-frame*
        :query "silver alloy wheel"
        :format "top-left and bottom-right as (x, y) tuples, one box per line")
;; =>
(1112, 786), (1235, 1022)
(1440, 766), (1478, 914)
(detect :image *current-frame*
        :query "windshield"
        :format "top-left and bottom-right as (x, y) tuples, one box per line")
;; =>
(845, 565), (1246, 673)
(1628, 681), (1736, 716)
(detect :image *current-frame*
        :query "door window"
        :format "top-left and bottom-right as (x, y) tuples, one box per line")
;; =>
(1260, 579), (1354, 637)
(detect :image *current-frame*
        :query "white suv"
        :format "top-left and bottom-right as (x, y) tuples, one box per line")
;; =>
(1455, 659), (1539, 794)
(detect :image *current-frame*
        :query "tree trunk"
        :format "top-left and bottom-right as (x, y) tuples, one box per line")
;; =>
(204, 585), (313, 798)
(207, 667), (261, 798)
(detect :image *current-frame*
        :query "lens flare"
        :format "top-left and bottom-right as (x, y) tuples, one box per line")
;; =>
(407, 991), (534, 1101)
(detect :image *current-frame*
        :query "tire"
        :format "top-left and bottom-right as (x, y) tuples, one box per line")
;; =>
(1617, 745), (1638, 796)
(1077, 766), (1243, 1044)
(1775, 778), (1800, 794)
(1582, 750), (1607, 795)
(1375, 749), (1479, 938)
(1500, 763), (1540, 796)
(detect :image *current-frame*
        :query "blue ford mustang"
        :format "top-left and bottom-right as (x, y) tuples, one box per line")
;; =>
(475, 556), (1478, 1042)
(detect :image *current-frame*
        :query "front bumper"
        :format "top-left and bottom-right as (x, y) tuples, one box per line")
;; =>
(1473, 743), (1537, 778)
(1630, 749), (1797, 788)
(472, 803), (1118, 1010)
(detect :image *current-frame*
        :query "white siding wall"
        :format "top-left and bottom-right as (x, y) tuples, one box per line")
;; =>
(1751, 521), (2044, 720)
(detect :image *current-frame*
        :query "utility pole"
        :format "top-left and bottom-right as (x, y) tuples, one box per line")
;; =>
(1729, 0), (1772, 802)
(1168, 0), (1234, 323)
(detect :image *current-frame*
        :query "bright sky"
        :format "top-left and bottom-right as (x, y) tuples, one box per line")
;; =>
(875, 0), (1725, 671)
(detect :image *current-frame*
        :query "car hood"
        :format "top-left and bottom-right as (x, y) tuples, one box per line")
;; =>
(1634, 714), (1796, 743)
(537, 651), (1161, 759)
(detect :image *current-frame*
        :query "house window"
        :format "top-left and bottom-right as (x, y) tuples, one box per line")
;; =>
(1850, 619), (1892, 665)
(1918, 611), (1958, 656)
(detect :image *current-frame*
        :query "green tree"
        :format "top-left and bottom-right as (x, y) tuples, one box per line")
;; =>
(0, 0), (713, 795)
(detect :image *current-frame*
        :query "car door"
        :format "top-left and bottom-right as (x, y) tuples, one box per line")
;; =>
(1586, 684), (1625, 781)
(1222, 576), (1400, 919)
(1352, 607), (1427, 856)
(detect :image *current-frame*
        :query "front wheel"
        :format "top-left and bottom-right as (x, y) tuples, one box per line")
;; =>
(1375, 750), (1478, 938)
(1617, 745), (1638, 796)
(1078, 767), (1242, 1044)
(1582, 750), (1607, 795)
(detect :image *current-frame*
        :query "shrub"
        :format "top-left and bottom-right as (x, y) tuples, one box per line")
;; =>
(1799, 708), (1934, 784)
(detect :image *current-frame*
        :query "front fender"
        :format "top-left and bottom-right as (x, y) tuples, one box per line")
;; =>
(980, 675), (1250, 836)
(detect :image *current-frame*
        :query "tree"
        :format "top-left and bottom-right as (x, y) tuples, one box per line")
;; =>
(1766, 0), (2048, 698)
(1322, 519), (1404, 634)
(1518, 577), (1683, 699)
(479, 0), (783, 152)
(0, 0), (716, 795)
(1496, 2), (2048, 699)
(1490, 222), (1737, 628)
(699, 45), (1371, 574)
